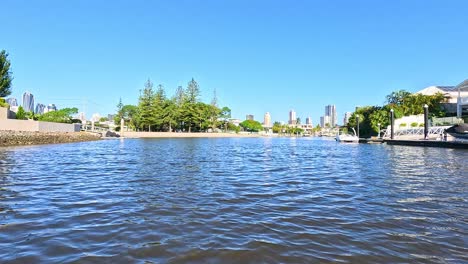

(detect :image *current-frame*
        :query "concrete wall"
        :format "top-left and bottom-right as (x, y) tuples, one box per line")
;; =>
(0, 119), (80, 132)
(0, 107), (8, 120)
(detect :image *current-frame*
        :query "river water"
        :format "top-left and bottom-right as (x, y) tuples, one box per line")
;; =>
(0, 138), (466, 263)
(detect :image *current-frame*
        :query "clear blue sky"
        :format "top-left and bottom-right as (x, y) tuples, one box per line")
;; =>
(3, 0), (468, 124)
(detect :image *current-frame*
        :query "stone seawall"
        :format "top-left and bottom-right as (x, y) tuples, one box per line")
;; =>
(0, 131), (101, 147)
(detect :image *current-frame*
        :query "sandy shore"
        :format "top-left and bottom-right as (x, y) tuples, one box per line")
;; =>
(0, 131), (101, 146)
(120, 132), (266, 138)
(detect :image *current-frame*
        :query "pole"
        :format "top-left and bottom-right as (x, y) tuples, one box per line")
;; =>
(121, 118), (125, 137)
(424, 104), (429, 140)
(390, 109), (394, 139)
(378, 123), (381, 139)
(356, 115), (360, 138)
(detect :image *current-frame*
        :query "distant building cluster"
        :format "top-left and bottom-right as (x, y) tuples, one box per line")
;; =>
(320, 105), (337, 128)
(6, 91), (57, 115)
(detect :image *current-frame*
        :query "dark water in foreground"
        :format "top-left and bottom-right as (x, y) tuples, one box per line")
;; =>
(0, 138), (467, 263)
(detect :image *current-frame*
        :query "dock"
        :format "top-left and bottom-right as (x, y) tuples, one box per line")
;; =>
(384, 139), (468, 149)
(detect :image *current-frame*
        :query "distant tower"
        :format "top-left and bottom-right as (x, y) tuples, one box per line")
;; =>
(306, 117), (312, 126)
(6, 98), (18, 107)
(246, 114), (254, 121)
(320, 115), (331, 128)
(22, 92), (35, 113)
(264, 112), (271, 127)
(35, 103), (46, 114)
(325, 105), (337, 127)
(289, 109), (297, 125)
(343, 112), (352, 125)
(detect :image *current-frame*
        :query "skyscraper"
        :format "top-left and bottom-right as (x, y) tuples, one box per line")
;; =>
(246, 114), (254, 121)
(44, 104), (57, 113)
(263, 112), (271, 127)
(6, 98), (18, 107)
(325, 105), (337, 127)
(306, 117), (312, 126)
(22, 92), (35, 113)
(320, 115), (331, 128)
(343, 112), (352, 125)
(289, 109), (296, 125)
(35, 103), (46, 114)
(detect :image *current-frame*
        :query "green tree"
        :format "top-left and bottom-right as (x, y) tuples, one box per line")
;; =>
(0, 50), (13, 98)
(240, 120), (263, 132)
(138, 79), (156, 131)
(386, 90), (411, 106)
(161, 99), (177, 132)
(120, 105), (139, 130)
(186, 78), (200, 104)
(38, 108), (78, 123)
(220, 106), (231, 132)
(272, 122), (283, 134)
(16, 106), (26, 120)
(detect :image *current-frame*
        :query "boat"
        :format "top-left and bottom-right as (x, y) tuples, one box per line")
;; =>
(445, 124), (468, 140)
(336, 128), (359, 143)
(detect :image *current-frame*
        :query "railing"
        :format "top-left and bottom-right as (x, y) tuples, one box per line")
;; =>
(382, 126), (451, 139)
(460, 97), (468, 104)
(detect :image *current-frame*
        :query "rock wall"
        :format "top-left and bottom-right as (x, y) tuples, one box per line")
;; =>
(0, 131), (101, 146)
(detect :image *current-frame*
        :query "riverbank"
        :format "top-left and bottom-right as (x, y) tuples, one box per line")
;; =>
(0, 131), (101, 146)
(120, 132), (266, 138)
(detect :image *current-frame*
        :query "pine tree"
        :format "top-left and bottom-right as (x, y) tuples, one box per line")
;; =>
(186, 78), (200, 104)
(138, 79), (156, 131)
(0, 50), (13, 98)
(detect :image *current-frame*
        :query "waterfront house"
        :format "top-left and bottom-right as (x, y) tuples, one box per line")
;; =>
(455, 79), (468, 119)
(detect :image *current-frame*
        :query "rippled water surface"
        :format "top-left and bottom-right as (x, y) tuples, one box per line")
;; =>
(0, 138), (467, 263)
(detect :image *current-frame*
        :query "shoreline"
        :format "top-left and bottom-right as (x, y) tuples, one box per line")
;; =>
(0, 131), (101, 147)
(120, 132), (265, 138)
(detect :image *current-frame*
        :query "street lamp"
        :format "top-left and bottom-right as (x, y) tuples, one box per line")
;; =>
(423, 104), (429, 139)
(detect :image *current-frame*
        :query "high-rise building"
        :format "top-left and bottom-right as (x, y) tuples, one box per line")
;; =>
(325, 105), (337, 127)
(343, 112), (352, 125)
(320, 115), (331, 128)
(289, 109), (296, 125)
(22, 92), (35, 113)
(6, 98), (18, 107)
(44, 104), (57, 113)
(246, 114), (254, 121)
(263, 112), (271, 127)
(35, 103), (46, 114)
(306, 117), (312, 125)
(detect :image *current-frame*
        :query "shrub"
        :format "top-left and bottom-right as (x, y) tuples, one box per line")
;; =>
(419, 123), (424, 127)
(399, 123), (407, 127)
(410, 122), (418, 127)
(16, 106), (27, 120)
(0, 98), (8, 108)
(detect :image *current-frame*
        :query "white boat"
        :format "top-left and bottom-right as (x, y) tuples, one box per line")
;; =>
(336, 128), (359, 143)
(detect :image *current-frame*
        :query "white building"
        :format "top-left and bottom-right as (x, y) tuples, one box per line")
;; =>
(343, 112), (352, 125)
(455, 79), (468, 118)
(325, 105), (337, 127)
(91, 113), (101, 123)
(263, 112), (271, 128)
(289, 109), (296, 125)
(320, 115), (331, 128)
(416, 85), (466, 103)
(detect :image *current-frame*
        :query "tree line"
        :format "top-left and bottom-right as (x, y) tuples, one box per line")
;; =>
(115, 78), (232, 132)
(347, 90), (446, 137)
